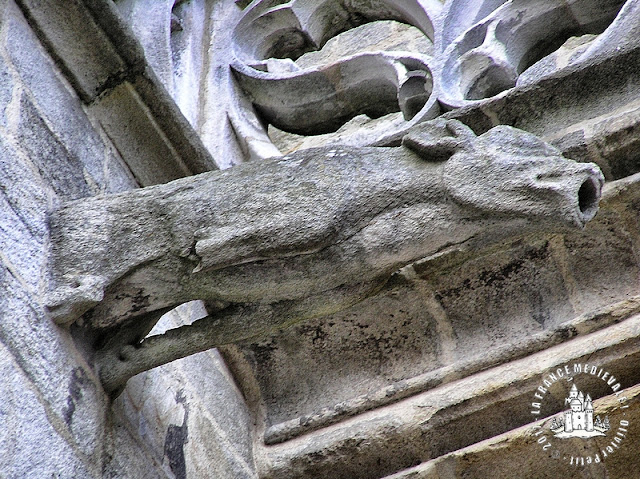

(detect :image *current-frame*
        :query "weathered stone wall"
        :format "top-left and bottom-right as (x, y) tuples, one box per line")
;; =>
(0, 2), (134, 476)
(0, 2), (254, 477)
(3, 0), (640, 478)
(112, 304), (257, 479)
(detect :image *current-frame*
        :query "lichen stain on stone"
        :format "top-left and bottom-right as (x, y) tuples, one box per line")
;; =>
(163, 389), (189, 479)
(63, 367), (90, 427)
(128, 288), (151, 315)
(435, 241), (552, 301)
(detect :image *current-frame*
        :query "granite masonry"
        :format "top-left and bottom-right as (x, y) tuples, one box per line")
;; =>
(1, 1), (640, 478)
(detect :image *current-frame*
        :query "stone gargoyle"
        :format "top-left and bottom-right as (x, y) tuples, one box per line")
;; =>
(45, 119), (604, 395)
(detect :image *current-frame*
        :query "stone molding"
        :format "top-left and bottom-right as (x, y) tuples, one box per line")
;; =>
(14, 0), (216, 185)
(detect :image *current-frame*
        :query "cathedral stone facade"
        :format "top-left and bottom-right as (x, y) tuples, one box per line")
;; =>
(1, 1), (640, 478)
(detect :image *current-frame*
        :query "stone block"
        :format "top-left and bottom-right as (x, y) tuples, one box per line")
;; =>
(146, 303), (254, 462)
(561, 209), (640, 313)
(13, 0), (126, 102)
(174, 351), (254, 464)
(114, 371), (186, 465)
(242, 280), (440, 436)
(5, 4), (107, 190)
(184, 410), (258, 479)
(429, 239), (575, 354)
(384, 383), (640, 479)
(103, 148), (140, 194)
(0, 341), (99, 479)
(114, 0), (174, 92)
(448, 45), (640, 141)
(12, 0), (216, 185)
(591, 104), (640, 180)
(295, 21), (433, 69)
(15, 94), (91, 200)
(130, 365), (257, 479)
(90, 81), (191, 186)
(0, 136), (48, 294)
(546, 101), (640, 181)
(0, 272), (107, 460)
(168, 0), (206, 127)
(245, 231), (628, 445)
(259, 311), (640, 479)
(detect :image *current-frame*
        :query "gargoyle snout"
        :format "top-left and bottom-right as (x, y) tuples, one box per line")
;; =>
(533, 159), (603, 228)
(577, 175), (601, 221)
(567, 164), (604, 227)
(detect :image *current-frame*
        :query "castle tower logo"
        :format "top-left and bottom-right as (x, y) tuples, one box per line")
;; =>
(529, 363), (631, 466)
(550, 383), (610, 438)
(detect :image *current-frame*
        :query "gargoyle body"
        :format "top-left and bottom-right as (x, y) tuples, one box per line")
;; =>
(45, 119), (603, 393)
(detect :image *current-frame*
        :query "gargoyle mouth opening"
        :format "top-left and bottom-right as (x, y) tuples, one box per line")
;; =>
(578, 177), (600, 220)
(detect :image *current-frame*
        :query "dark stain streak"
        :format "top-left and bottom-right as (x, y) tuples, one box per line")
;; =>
(164, 390), (189, 479)
(64, 367), (90, 427)
(436, 242), (551, 299)
(128, 289), (151, 315)
(530, 289), (550, 326)
(251, 341), (278, 367)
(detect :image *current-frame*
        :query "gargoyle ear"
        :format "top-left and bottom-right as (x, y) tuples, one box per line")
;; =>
(402, 119), (476, 161)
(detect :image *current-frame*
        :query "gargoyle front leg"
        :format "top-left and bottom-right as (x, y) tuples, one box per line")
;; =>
(96, 279), (387, 396)
(93, 306), (175, 398)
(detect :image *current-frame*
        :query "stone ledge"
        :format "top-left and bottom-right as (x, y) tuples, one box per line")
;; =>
(383, 383), (640, 479)
(258, 309), (640, 479)
(14, 0), (216, 185)
(262, 297), (640, 445)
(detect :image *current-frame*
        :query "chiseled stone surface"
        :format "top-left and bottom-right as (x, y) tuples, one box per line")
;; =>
(383, 383), (640, 479)
(0, 2), (212, 478)
(3, 0), (640, 478)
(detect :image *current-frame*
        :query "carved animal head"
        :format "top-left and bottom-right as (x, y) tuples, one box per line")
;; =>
(403, 119), (604, 228)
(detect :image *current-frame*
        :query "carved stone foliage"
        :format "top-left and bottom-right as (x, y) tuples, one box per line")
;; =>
(109, 0), (640, 174)
(111, 0), (632, 164)
(438, 0), (626, 107)
(139, 0), (630, 161)
(233, 0), (625, 142)
(230, 0), (440, 135)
